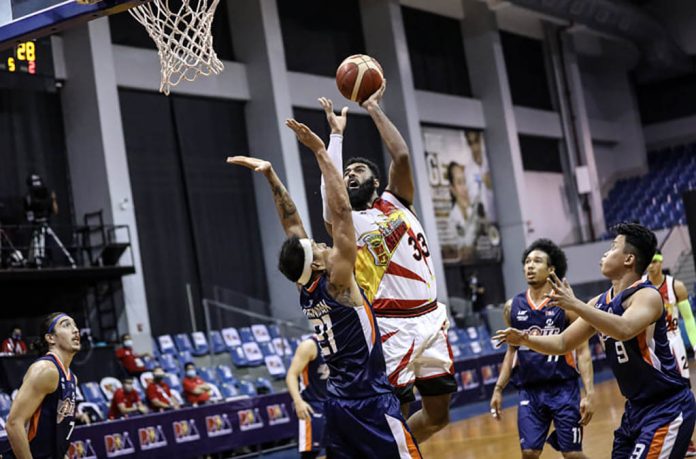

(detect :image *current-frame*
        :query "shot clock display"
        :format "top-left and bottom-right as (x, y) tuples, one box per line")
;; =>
(0, 38), (53, 77)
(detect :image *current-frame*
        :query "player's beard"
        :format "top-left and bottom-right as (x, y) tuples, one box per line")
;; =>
(348, 179), (376, 210)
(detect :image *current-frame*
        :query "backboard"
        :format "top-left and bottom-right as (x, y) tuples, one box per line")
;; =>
(0, 0), (147, 51)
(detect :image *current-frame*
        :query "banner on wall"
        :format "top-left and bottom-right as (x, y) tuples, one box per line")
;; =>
(423, 126), (502, 266)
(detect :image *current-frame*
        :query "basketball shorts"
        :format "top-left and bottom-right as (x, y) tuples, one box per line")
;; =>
(298, 412), (326, 454)
(667, 332), (689, 379)
(612, 388), (696, 459)
(377, 302), (457, 403)
(324, 392), (421, 459)
(517, 379), (583, 452)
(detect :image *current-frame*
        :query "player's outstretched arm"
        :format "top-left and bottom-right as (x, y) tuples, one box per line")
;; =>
(361, 81), (415, 204)
(490, 300), (516, 420)
(495, 315), (596, 356)
(318, 97), (348, 231)
(226, 156), (307, 239)
(547, 273), (662, 341)
(6, 360), (59, 459)
(675, 280), (696, 349)
(285, 339), (318, 421)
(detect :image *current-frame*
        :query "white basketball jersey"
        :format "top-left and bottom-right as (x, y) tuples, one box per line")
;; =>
(644, 274), (680, 339)
(352, 191), (437, 314)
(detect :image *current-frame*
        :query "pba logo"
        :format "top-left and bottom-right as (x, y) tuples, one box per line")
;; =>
(266, 403), (290, 426)
(481, 365), (498, 384)
(67, 439), (97, 459)
(173, 419), (201, 443)
(238, 408), (264, 431)
(206, 414), (233, 437)
(460, 369), (479, 390)
(138, 425), (168, 450)
(104, 432), (135, 457)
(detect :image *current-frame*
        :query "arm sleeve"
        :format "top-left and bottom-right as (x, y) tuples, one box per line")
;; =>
(321, 134), (344, 223)
(677, 299), (696, 348)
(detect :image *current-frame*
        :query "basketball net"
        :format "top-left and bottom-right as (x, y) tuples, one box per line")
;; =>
(127, 0), (224, 95)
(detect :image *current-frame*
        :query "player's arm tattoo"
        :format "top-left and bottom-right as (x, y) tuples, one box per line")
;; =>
(271, 182), (297, 220)
(264, 169), (306, 238)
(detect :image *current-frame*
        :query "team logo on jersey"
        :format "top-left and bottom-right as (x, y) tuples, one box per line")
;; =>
(527, 324), (561, 336)
(206, 414), (233, 437)
(172, 419), (200, 443)
(266, 403), (291, 425)
(104, 432), (135, 457)
(138, 425), (167, 450)
(67, 439), (97, 459)
(238, 408), (264, 431)
(57, 396), (76, 424)
(360, 213), (408, 266)
(516, 310), (529, 322)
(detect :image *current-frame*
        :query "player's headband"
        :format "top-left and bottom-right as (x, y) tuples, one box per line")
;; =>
(297, 238), (314, 285)
(652, 253), (663, 262)
(47, 313), (68, 334)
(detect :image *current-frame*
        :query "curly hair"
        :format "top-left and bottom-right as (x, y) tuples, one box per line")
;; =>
(345, 157), (381, 183)
(611, 222), (657, 274)
(522, 238), (568, 279)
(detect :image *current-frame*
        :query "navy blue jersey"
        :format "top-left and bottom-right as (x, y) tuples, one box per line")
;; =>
(299, 275), (393, 399)
(300, 338), (329, 410)
(510, 290), (578, 387)
(595, 281), (689, 404)
(2, 353), (77, 459)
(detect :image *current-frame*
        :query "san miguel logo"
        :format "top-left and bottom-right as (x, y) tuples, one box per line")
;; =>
(138, 425), (168, 450)
(361, 214), (408, 266)
(104, 432), (135, 457)
(266, 403), (290, 426)
(206, 414), (233, 437)
(238, 408), (264, 431)
(67, 439), (97, 459)
(173, 419), (200, 443)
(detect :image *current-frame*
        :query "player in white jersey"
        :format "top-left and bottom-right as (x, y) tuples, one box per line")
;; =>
(317, 82), (455, 443)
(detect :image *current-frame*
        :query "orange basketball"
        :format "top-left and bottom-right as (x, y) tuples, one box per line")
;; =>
(336, 54), (384, 104)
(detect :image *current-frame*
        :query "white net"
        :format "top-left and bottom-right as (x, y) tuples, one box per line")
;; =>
(128, 0), (224, 95)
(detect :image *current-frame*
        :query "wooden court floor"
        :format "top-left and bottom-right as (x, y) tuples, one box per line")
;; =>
(420, 372), (696, 459)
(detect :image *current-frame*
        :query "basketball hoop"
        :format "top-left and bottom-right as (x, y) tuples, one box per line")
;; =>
(127, 0), (224, 95)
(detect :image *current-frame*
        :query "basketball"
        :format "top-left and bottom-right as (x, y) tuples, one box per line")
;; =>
(335, 54), (384, 104)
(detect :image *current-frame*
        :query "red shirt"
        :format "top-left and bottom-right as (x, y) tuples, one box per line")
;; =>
(1, 337), (27, 355)
(115, 347), (146, 375)
(183, 376), (210, 405)
(108, 388), (141, 419)
(146, 381), (173, 409)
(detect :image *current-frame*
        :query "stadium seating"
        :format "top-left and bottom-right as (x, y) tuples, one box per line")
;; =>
(216, 364), (237, 384)
(99, 376), (122, 401)
(237, 379), (257, 397)
(221, 327), (242, 349)
(209, 330), (227, 354)
(198, 367), (217, 384)
(0, 393), (11, 419)
(157, 335), (177, 355)
(174, 333), (194, 354)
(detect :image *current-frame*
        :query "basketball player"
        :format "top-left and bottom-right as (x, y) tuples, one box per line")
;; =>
(3, 312), (80, 459)
(227, 118), (421, 458)
(317, 83), (455, 443)
(286, 338), (329, 459)
(490, 239), (594, 459)
(645, 249), (696, 457)
(495, 223), (696, 458)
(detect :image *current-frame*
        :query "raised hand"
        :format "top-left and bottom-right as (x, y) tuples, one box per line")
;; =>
(319, 97), (349, 135)
(361, 79), (387, 109)
(226, 156), (271, 174)
(286, 118), (326, 153)
(546, 273), (581, 311)
(492, 328), (528, 347)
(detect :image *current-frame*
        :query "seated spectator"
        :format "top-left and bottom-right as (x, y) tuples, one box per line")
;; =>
(1, 326), (28, 355)
(114, 333), (147, 375)
(182, 362), (212, 406)
(108, 377), (148, 419)
(146, 366), (180, 411)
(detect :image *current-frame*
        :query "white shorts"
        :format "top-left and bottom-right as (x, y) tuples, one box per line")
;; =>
(668, 332), (690, 379)
(376, 302), (456, 401)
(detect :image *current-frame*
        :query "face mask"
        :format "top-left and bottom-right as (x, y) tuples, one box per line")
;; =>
(123, 340), (133, 348)
(124, 385), (133, 393)
(12, 333), (21, 339)
(185, 370), (196, 378)
(153, 374), (164, 381)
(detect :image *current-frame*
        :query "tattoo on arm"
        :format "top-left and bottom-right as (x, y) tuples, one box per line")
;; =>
(271, 183), (297, 220)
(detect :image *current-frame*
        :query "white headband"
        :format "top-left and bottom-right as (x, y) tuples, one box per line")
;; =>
(297, 238), (314, 285)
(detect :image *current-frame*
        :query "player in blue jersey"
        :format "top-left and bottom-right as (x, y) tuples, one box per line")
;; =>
(495, 223), (696, 459)
(286, 338), (330, 458)
(228, 118), (421, 458)
(3, 312), (80, 459)
(490, 239), (594, 459)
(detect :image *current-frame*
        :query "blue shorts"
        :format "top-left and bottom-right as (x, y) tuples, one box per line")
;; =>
(517, 379), (583, 452)
(324, 392), (422, 459)
(299, 413), (326, 453)
(612, 388), (696, 459)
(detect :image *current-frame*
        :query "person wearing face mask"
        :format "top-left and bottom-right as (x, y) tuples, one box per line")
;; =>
(146, 367), (180, 411)
(114, 333), (147, 376)
(182, 362), (212, 406)
(108, 377), (148, 419)
(1, 326), (28, 355)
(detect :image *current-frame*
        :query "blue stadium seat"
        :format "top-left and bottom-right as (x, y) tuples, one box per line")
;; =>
(264, 355), (286, 379)
(190, 332), (210, 356)
(0, 392), (11, 418)
(220, 382), (241, 399)
(81, 382), (107, 405)
(241, 342), (264, 366)
(258, 341), (277, 357)
(159, 353), (181, 375)
(221, 327), (242, 349)
(229, 347), (249, 368)
(165, 374), (183, 393)
(157, 335), (177, 355)
(238, 327), (255, 343)
(197, 367), (218, 384)
(272, 337), (293, 356)
(255, 377), (274, 395)
(216, 364), (237, 384)
(178, 350), (194, 367)
(174, 333), (194, 354)
(251, 324), (272, 343)
(267, 324), (282, 339)
(209, 330), (226, 354)
(131, 378), (146, 400)
(237, 380), (257, 397)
